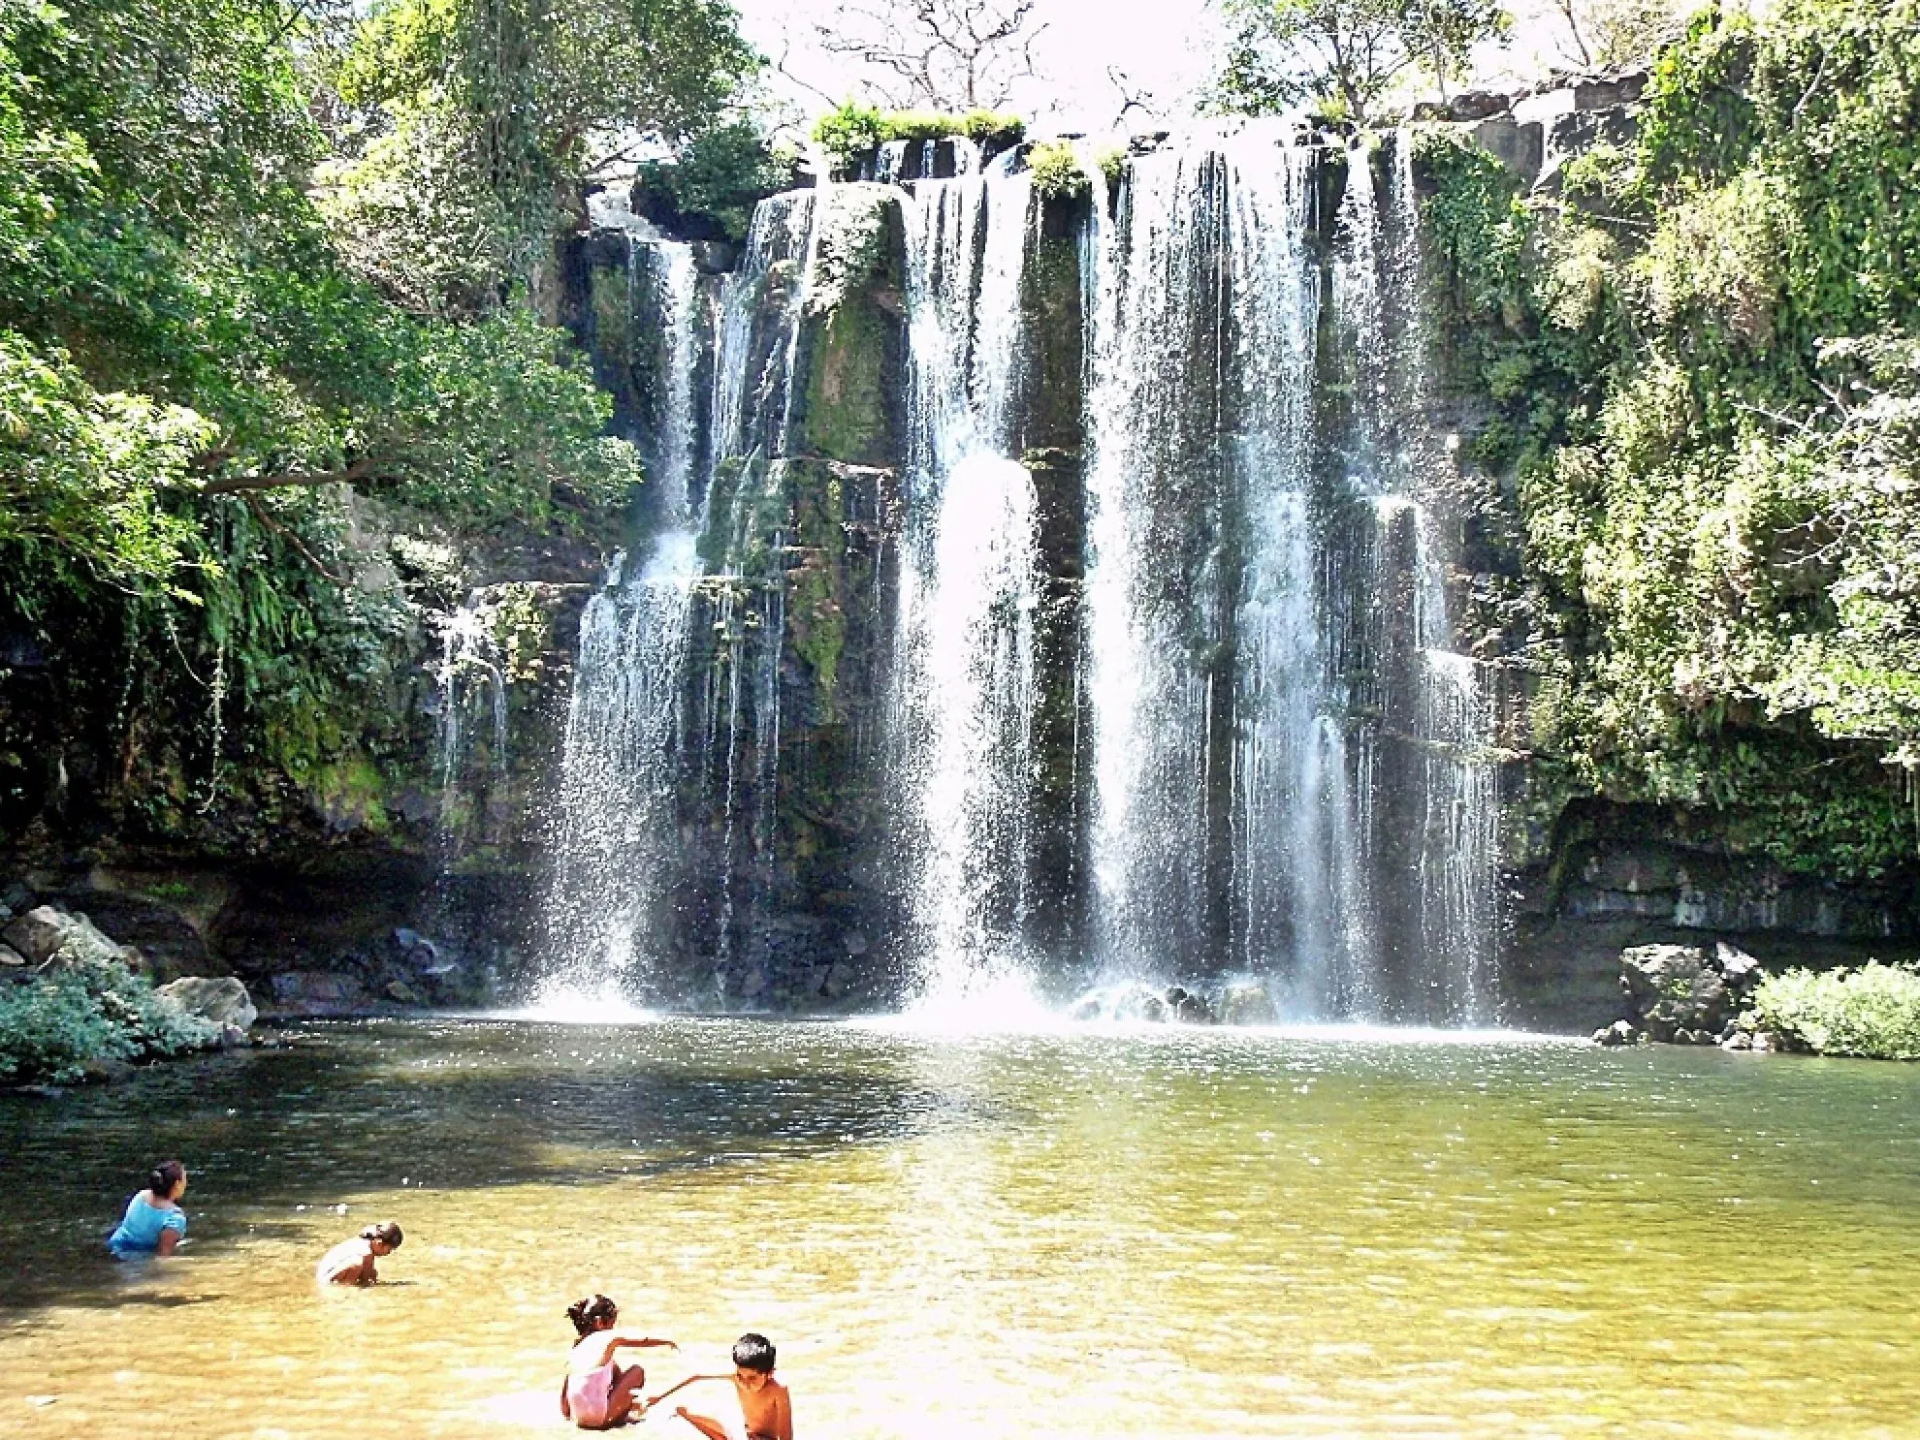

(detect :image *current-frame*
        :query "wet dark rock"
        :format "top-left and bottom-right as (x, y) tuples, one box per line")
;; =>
(1592, 1019), (1646, 1047)
(1220, 982), (1279, 1026)
(267, 971), (373, 1017)
(1618, 942), (1768, 1042)
(1165, 986), (1214, 1023)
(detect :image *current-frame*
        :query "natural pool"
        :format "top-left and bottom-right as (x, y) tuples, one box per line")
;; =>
(1, 1017), (1917, 1438)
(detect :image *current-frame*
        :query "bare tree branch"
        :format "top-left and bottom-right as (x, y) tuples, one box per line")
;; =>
(814, 0), (1045, 112)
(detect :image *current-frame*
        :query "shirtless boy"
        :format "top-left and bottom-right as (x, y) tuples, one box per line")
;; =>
(645, 1332), (793, 1440)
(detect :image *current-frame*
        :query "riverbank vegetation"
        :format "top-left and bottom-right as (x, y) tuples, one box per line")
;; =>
(1421, 0), (1920, 880)
(0, 0), (758, 847)
(1751, 962), (1920, 1061)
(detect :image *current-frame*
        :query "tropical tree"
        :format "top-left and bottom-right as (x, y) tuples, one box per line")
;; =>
(1211, 0), (1511, 125)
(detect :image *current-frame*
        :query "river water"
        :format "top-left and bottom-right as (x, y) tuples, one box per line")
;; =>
(2, 1018), (1916, 1437)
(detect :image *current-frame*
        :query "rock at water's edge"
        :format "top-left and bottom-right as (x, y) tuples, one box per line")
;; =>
(156, 976), (258, 1031)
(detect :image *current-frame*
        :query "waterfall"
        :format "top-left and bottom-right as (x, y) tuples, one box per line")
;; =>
(535, 125), (1503, 1024)
(1078, 127), (1502, 1021)
(538, 237), (708, 1007)
(893, 154), (1043, 1004)
(1081, 143), (1229, 977)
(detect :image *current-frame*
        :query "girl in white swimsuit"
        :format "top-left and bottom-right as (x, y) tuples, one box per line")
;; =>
(561, 1294), (678, 1430)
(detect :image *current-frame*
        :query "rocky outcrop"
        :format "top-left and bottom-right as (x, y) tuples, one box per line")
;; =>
(2, 905), (140, 971)
(1616, 940), (1764, 1044)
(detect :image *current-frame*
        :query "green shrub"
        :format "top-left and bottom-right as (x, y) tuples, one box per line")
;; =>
(0, 960), (222, 1085)
(960, 109), (1026, 146)
(811, 101), (887, 172)
(1095, 144), (1127, 186)
(810, 103), (1029, 173)
(634, 119), (792, 242)
(881, 109), (952, 143)
(1752, 962), (1920, 1060)
(1025, 139), (1088, 200)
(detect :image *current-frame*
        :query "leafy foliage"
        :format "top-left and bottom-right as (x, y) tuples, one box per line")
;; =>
(0, 959), (222, 1085)
(633, 119), (794, 243)
(810, 100), (1026, 173)
(1210, 0), (1510, 126)
(333, 0), (759, 300)
(1752, 962), (1920, 1060)
(0, 0), (752, 846)
(1025, 139), (1088, 199)
(1424, 0), (1920, 877)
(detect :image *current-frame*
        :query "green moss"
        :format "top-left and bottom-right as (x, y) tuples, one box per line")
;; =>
(589, 265), (633, 371)
(802, 293), (893, 466)
(309, 753), (394, 835)
(784, 463), (849, 715)
(487, 582), (551, 684)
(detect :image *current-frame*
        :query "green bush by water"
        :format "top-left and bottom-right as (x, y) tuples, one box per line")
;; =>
(810, 102), (1027, 172)
(1752, 962), (1920, 1060)
(0, 961), (222, 1086)
(1026, 139), (1088, 200)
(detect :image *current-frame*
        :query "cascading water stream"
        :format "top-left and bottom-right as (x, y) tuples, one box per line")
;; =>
(537, 238), (707, 1009)
(1078, 127), (1501, 1021)
(531, 127), (1501, 1024)
(893, 149), (1043, 1006)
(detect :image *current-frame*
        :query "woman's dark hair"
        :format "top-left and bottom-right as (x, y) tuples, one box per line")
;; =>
(733, 1333), (776, 1373)
(147, 1160), (186, 1199)
(567, 1294), (619, 1337)
(361, 1220), (403, 1248)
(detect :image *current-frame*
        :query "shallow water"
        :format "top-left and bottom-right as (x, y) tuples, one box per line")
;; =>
(2, 1017), (1917, 1438)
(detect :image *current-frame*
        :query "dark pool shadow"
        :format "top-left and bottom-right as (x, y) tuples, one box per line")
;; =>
(0, 1016), (977, 1315)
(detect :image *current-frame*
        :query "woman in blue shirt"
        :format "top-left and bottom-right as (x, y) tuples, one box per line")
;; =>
(107, 1160), (189, 1258)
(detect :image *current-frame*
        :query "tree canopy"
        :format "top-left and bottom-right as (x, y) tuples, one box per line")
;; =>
(1211, 0), (1511, 125)
(0, 0), (756, 827)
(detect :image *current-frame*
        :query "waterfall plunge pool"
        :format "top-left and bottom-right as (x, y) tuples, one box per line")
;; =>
(3, 1017), (1916, 1436)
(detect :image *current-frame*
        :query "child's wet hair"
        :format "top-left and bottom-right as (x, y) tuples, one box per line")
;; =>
(361, 1220), (403, 1248)
(567, 1294), (619, 1337)
(148, 1160), (186, 1198)
(733, 1333), (776, 1372)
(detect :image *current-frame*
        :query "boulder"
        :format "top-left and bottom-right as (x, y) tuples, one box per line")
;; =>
(1619, 943), (1732, 1041)
(1592, 1018), (1646, 1047)
(1221, 981), (1279, 1026)
(156, 976), (258, 1031)
(0, 942), (25, 967)
(1715, 941), (1763, 990)
(0, 905), (133, 969)
(1165, 986), (1213, 1024)
(1448, 89), (1513, 122)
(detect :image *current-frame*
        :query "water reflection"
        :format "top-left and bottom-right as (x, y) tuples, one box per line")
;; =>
(1, 1019), (1917, 1437)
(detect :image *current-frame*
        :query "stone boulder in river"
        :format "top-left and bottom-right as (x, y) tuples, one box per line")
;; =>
(157, 976), (258, 1032)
